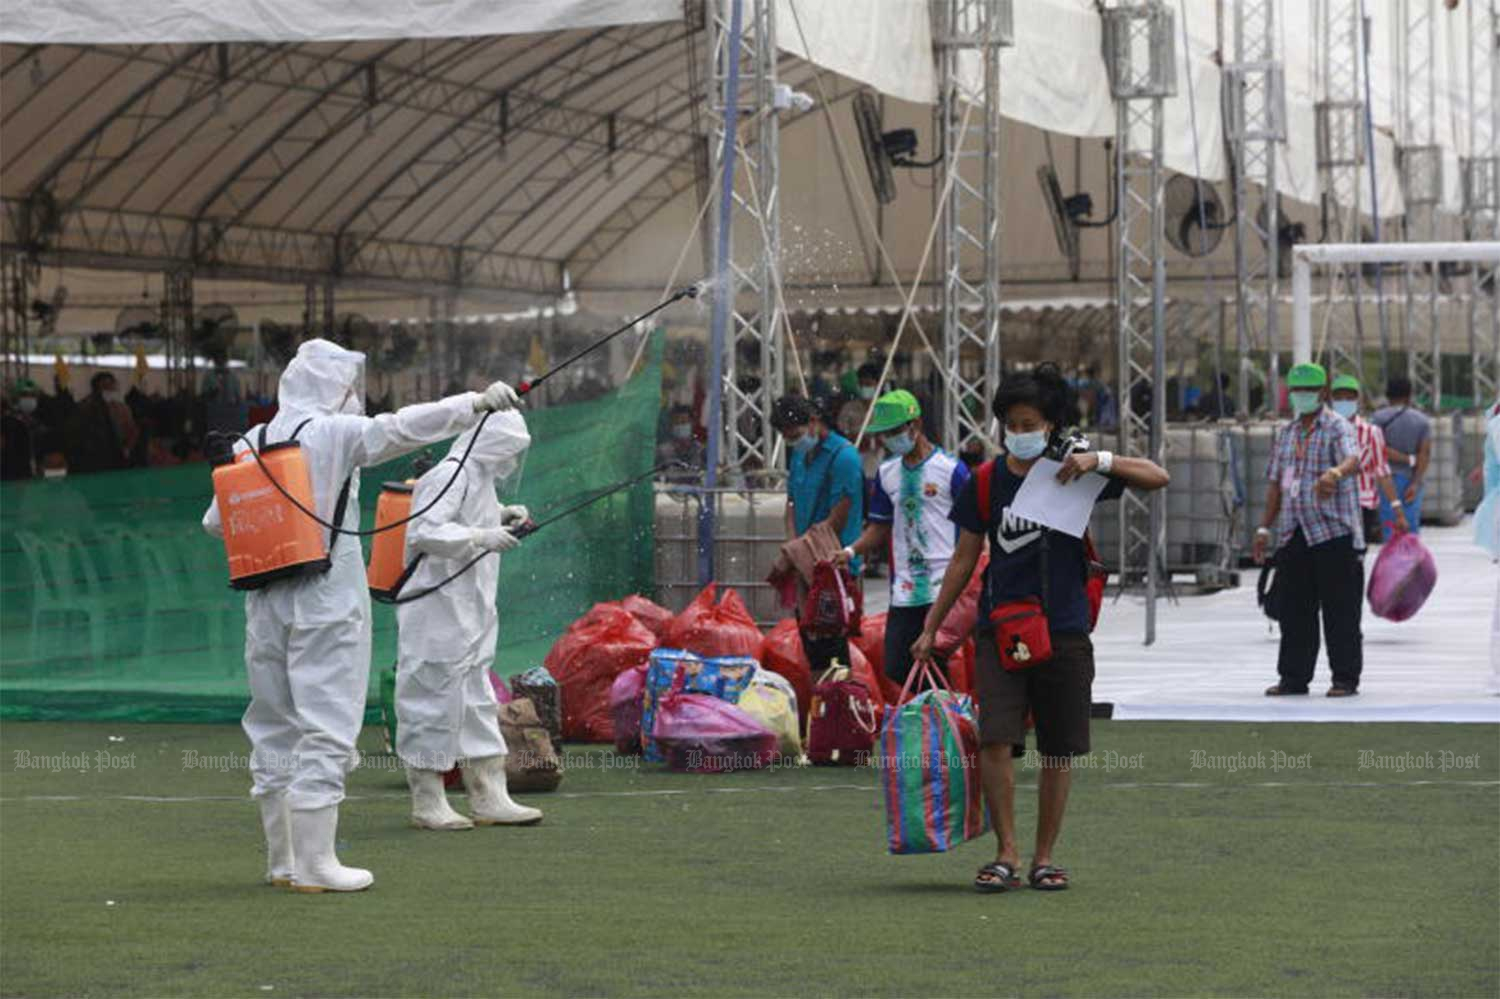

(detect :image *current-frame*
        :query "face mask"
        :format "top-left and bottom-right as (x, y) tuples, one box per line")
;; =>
(1289, 391), (1322, 416)
(791, 431), (819, 456)
(17, 397), (37, 414)
(672, 424), (693, 441)
(1005, 428), (1049, 461)
(102, 390), (123, 404)
(859, 386), (876, 401)
(1331, 399), (1358, 420)
(42, 467), (66, 479)
(882, 430), (915, 457)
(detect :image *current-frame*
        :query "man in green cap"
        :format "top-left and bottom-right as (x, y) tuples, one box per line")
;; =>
(837, 390), (970, 686)
(1252, 361), (1366, 697)
(1329, 373), (1408, 541)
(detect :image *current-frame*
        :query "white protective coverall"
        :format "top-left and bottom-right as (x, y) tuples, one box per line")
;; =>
(202, 338), (512, 890)
(396, 411), (543, 828)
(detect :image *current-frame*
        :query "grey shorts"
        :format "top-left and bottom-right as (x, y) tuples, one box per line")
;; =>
(973, 630), (1095, 758)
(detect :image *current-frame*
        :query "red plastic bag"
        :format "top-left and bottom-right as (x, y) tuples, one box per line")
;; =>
(947, 639), (976, 697)
(653, 670), (776, 773)
(622, 593), (674, 640)
(1367, 531), (1438, 622)
(544, 604), (656, 742)
(760, 619), (814, 719)
(935, 550), (989, 656)
(662, 584), (763, 658)
(850, 613), (902, 705)
(609, 663), (648, 755)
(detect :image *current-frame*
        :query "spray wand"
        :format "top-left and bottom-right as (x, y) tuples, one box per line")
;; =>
(379, 461), (677, 604)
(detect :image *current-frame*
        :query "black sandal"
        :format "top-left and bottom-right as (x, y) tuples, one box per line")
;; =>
(1029, 864), (1070, 891)
(974, 861), (1020, 894)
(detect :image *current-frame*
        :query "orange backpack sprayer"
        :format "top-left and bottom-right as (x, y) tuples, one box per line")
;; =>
(366, 479), (416, 600)
(209, 420), (351, 590)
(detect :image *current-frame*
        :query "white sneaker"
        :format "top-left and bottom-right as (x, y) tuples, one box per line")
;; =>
(406, 768), (474, 831)
(289, 805), (374, 893)
(257, 794), (294, 887)
(463, 755), (543, 826)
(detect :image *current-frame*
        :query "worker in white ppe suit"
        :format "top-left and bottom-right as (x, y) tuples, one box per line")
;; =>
(395, 410), (542, 829)
(202, 338), (520, 893)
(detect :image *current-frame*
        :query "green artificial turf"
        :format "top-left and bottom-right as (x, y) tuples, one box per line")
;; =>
(1, 721), (1496, 998)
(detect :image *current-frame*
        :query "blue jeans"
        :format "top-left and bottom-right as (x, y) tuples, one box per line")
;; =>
(1379, 469), (1423, 538)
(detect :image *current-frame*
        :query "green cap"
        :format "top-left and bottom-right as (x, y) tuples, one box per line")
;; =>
(867, 389), (921, 435)
(1286, 362), (1327, 389)
(1330, 373), (1361, 393)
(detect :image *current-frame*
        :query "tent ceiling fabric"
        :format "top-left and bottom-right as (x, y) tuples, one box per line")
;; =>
(0, 1), (1484, 314)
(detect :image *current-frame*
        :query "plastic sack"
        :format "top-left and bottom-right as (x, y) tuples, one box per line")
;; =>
(653, 676), (777, 773)
(510, 667), (563, 746)
(759, 619), (814, 720)
(661, 583), (764, 658)
(1367, 531), (1438, 622)
(850, 613), (902, 704)
(934, 550), (989, 656)
(543, 604), (655, 742)
(609, 664), (648, 756)
(739, 672), (803, 759)
(878, 660), (988, 854)
(622, 593), (674, 640)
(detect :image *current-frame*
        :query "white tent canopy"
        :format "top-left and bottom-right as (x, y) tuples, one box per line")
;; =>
(0, 1), (1486, 327)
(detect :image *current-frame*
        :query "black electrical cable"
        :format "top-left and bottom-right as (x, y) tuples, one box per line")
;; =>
(209, 285), (699, 540)
(383, 462), (677, 604)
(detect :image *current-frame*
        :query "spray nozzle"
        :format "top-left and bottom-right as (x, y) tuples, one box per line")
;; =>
(677, 283), (701, 301)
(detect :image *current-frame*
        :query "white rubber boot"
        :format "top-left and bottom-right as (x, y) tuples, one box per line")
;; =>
(463, 755), (543, 826)
(406, 767), (474, 831)
(257, 795), (295, 887)
(289, 805), (374, 893)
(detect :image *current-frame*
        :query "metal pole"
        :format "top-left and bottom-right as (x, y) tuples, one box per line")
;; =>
(701, 0), (744, 587)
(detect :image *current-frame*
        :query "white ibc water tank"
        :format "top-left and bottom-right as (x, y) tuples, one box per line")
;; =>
(1423, 415), (1463, 526)
(653, 487), (786, 625)
(1458, 410), (1489, 512)
(1242, 421), (1279, 554)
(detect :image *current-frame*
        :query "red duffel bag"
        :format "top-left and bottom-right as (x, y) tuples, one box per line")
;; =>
(805, 665), (879, 766)
(544, 604), (656, 742)
(662, 583), (763, 659)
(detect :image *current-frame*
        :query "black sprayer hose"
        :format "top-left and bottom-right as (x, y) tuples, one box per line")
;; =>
(383, 461), (676, 605)
(212, 286), (699, 539)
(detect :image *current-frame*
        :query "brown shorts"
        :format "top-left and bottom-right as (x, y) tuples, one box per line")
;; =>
(973, 630), (1095, 758)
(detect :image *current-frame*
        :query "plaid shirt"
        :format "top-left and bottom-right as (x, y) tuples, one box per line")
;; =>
(1350, 415), (1390, 510)
(1266, 407), (1361, 548)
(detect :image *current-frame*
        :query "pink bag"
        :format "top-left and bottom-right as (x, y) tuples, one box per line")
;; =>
(488, 670), (513, 706)
(652, 668), (777, 773)
(609, 664), (648, 756)
(1367, 531), (1438, 622)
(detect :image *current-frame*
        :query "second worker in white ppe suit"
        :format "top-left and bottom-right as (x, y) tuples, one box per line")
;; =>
(395, 410), (542, 829)
(202, 338), (520, 893)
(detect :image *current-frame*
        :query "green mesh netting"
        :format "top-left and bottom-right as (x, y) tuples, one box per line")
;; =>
(0, 333), (661, 723)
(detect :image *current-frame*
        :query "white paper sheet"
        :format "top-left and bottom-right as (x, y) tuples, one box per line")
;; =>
(1009, 458), (1110, 539)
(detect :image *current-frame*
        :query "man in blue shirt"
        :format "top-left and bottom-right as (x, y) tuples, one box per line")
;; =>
(773, 395), (865, 672)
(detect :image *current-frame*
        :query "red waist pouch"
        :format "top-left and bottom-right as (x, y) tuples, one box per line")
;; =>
(988, 597), (1052, 671)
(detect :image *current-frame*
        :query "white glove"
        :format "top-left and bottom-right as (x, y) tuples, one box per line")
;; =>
(474, 380), (521, 412)
(471, 526), (521, 552)
(500, 504), (530, 527)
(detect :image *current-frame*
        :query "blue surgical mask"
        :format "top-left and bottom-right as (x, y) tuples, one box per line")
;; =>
(1331, 399), (1358, 420)
(1289, 391), (1322, 416)
(883, 429), (915, 457)
(1005, 428), (1049, 460)
(791, 431), (819, 456)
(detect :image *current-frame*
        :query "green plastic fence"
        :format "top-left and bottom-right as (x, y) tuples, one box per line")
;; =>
(0, 334), (661, 723)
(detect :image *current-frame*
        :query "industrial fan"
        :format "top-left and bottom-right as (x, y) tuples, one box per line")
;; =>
(1164, 174), (1230, 257)
(852, 90), (939, 205)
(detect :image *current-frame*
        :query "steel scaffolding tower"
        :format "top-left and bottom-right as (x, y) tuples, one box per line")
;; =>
(1398, 0), (1444, 407)
(1226, 0), (1287, 417)
(705, 0), (781, 476)
(935, 0), (1011, 453)
(1104, 2), (1175, 645)
(1, 252), (31, 388)
(1315, 0), (1370, 383)
(1466, 0), (1500, 404)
